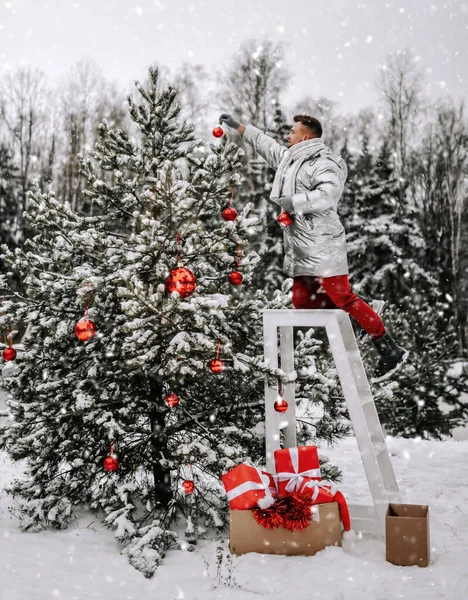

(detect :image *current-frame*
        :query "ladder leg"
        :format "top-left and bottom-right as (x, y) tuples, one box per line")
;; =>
(264, 314), (279, 472)
(326, 313), (400, 533)
(279, 326), (296, 448)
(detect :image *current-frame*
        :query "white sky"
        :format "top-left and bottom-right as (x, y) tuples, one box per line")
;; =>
(0, 0), (467, 115)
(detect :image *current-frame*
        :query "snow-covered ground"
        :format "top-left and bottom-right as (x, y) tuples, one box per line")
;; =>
(1, 387), (468, 600)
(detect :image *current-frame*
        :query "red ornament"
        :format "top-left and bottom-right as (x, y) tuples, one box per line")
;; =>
(277, 212), (293, 228)
(209, 358), (225, 374)
(104, 454), (119, 472)
(222, 206), (238, 221)
(212, 127), (224, 138)
(182, 480), (195, 494)
(274, 397), (288, 413)
(165, 392), (180, 408)
(165, 267), (197, 299)
(228, 271), (243, 286)
(75, 317), (97, 342)
(2, 346), (17, 361)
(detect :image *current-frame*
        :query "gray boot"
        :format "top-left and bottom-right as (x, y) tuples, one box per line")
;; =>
(371, 332), (409, 383)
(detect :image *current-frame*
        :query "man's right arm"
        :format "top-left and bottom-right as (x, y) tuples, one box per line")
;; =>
(219, 114), (287, 169)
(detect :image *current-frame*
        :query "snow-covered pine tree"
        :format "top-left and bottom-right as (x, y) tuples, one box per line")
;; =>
(341, 135), (468, 437)
(341, 138), (435, 308)
(373, 299), (468, 439)
(0, 67), (270, 577)
(245, 105), (291, 296)
(0, 68), (347, 577)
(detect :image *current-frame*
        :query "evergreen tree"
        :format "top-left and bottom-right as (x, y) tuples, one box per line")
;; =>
(341, 139), (435, 309)
(373, 299), (468, 439)
(341, 137), (467, 437)
(241, 104), (290, 296)
(0, 68), (344, 577)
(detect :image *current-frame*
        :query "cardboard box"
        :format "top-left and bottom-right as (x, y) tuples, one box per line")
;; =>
(386, 503), (430, 567)
(229, 502), (342, 556)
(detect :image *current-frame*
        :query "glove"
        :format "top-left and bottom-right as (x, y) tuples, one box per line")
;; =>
(279, 196), (294, 213)
(219, 113), (240, 130)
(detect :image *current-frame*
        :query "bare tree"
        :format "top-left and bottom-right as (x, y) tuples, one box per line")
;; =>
(291, 95), (350, 153)
(56, 59), (126, 212)
(172, 63), (211, 134)
(218, 38), (290, 131)
(378, 49), (424, 199)
(410, 100), (468, 352)
(0, 66), (49, 218)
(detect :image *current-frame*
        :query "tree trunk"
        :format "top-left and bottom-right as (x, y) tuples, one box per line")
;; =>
(148, 374), (172, 506)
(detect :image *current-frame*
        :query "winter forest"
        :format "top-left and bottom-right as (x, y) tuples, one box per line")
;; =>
(0, 33), (468, 600)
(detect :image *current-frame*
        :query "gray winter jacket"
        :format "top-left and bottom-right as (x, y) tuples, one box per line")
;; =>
(242, 124), (349, 277)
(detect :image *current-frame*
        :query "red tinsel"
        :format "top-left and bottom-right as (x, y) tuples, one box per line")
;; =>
(252, 498), (287, 529)
(252, 493), (314, 532)
(282, 492), (314, 532)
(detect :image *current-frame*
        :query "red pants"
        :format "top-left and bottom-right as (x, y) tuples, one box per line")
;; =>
(292, 275), (385, 339)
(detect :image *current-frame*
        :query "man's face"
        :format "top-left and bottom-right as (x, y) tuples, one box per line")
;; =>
(286, 122), (313, 147)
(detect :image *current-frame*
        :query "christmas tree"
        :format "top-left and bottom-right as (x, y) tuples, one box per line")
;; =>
(0, 68), (269, 576)
(0, 68), (348, 577)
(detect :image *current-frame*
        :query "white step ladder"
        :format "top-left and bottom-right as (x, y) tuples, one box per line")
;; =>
(263, 308), (401, 535)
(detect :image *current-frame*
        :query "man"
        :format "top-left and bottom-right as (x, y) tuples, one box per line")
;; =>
(219, 112), (408, 382)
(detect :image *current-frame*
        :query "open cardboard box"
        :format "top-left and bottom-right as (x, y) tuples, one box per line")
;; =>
(386, 503), (430, 567)
(230, 502), (342, 556)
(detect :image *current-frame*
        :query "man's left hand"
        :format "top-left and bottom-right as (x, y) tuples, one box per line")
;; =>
(279, 196), (294, 213)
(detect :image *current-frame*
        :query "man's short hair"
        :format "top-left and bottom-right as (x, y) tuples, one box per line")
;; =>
(293, 115), (323, 138)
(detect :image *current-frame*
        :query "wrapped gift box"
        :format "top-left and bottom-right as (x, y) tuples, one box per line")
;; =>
(222, 464), (277, 510)
(274, 446), (321, 496)
(230, 502), (342, 556)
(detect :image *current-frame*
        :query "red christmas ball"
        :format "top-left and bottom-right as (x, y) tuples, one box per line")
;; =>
(222, 206), (238, 221)
(212, 127), (224, 138)
(209, 358), (225, 374)
(165, 267), (197, 299)
(182, 480), (195, 494)
(165, 392), (180, 408)
(104, 455), (119, 472)
(277, 212), (293, 228)
(228, 271), (243, 286)
(75, 317), (97, 342)
(2, 346), (17, 361)
(274, 397), (288, 413)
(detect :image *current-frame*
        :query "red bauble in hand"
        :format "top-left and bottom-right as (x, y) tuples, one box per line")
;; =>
(222, 206), (238, 221)
(182, 480), (195, 494)
(212, 127), (224, 138)
(277, 212), (293, 228)
(2, 346), (17, 361)
(209, 358), (225, 374)
(228, 271), (243, 286)
(165, 392), (180, 408)
(75, 317), (97, 342)
(274, 397), (288, 413)
(104, 454), (119, 472)
(165, 267), (197, 299)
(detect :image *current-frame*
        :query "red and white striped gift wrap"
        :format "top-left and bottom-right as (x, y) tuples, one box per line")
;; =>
(221, 464), (277, 510)
(274, 446), (322, 497)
